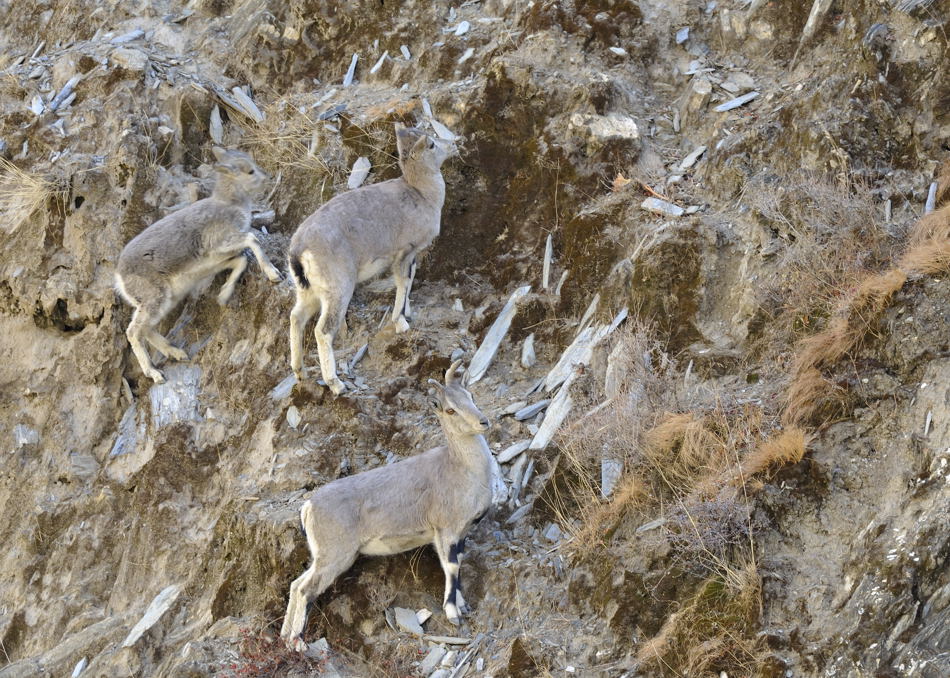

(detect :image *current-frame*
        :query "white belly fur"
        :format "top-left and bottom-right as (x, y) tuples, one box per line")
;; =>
(360, 531), (433, 556)
(356, 256), (392, 283)
(170, 255), (235, 297)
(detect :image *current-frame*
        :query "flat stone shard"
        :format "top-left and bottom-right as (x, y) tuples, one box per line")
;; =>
(467, 285), (531, 384)
(601, 458), (623, 498)
(714, 91), (760, 112)
(489, 454), (508, 505)
(800, 0), (833, 45)
(111, 47), (148, 72)
(506, 503), (532, 524)
(209, 104), (223, 144)
(109, 404), (145, 458)
(369, 51), (388, 75)
(521, 333), (536, 368)
(497, 440), (530, 463)
(542, 234), (553, 290)
(679, 76), (712, 126)
(423, 635), (471, 645)
(543, 522), (562, 542)
(230, 86), (264, 122)
(270, 374), (297, 400)
(514, 399), (550, 421)
(641, 197), (685, 217)
(13, 424), (39, 449)
(394, 607), (424, 636)
(678, 145), (707, 171)
(305, 637), (329, 658)
(49, 75), (80, 111)
(925, 181), (938, 214)
(347, 156), (371, 189)
(420, 646), (446, 673)
(111, 29), (145, 45)
(286, 405), (301, 429)
(343, 53), (358, 86)
(121, 584), (182, 647)
(530, 375), (575, 450)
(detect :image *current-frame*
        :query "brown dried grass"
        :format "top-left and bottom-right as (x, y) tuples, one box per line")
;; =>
(643, 412), (730, 489)
(561, 474), (648, 553)
(900, 204), (950, 274)
(741, 427), (809, 477)
(749, 171), (895, 353)
(0, 158), (63, 233)
(783, 169), (950, 427)
(635, 559), (763, 677)
(236, 98), (336, 177)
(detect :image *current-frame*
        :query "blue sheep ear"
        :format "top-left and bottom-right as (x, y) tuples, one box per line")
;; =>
(410, 133), (429, 155)
(211, 146), (228, 162)
(396, 126), (418, 159)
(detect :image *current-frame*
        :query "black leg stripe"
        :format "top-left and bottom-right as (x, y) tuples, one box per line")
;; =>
(447, 578), (458, 605)
(448, 541), (462, 564)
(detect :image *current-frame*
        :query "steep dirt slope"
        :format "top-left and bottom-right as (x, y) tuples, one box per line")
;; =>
(0, 1), (948, 677)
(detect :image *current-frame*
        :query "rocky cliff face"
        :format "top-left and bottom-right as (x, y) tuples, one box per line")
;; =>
(0, 1), (948, 676)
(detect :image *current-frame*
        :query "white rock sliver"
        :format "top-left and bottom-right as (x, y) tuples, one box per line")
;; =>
(121, 584), (182, 647)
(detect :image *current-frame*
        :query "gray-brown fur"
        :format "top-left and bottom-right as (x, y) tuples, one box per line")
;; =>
(280, 360), (492, 650)
(287, 123), (455, 394)
(115, 148), (281, 383)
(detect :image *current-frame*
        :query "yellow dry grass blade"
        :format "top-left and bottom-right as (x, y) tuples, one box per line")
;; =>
(0, 158), (59, 233)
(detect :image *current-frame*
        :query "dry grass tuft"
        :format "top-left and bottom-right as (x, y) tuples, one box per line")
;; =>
(561, 474), (648, 552)
(643, 412), (729, 489)
(741, 427), (809, 477)
(783, 366), (845, 427)
(235, 99), (336, 177)
(848, 269), (908, 320)
(788, 317), (853, 376)
(0, 158), (63, 233)
(900, 204), (950, 274)
(635, 560), (763, 677)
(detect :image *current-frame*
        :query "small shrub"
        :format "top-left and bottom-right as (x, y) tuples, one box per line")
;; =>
(664, 495), (753, 577)
(221, 627), (326, 678)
